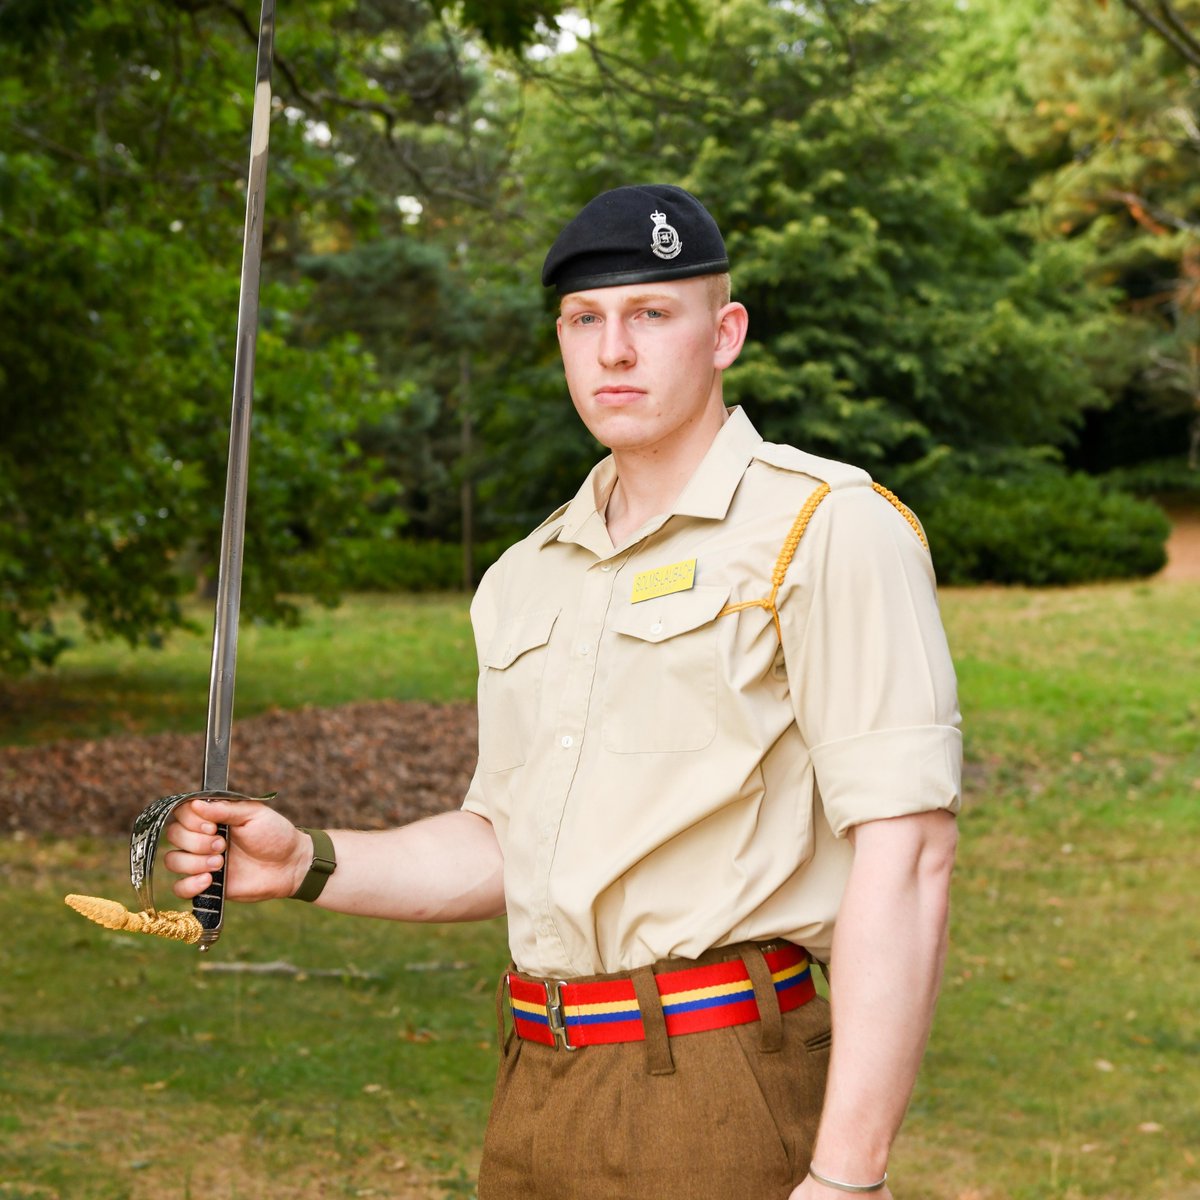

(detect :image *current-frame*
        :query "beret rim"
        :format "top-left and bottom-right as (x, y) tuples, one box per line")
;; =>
(554, 258), (731, 296)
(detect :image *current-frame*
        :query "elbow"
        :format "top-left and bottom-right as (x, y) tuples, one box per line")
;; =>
(850, 809), (958, 919)
(916, 811), (958, 886)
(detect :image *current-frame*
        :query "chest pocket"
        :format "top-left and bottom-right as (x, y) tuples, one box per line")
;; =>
(602, 585), (730, 754)
(479, 607), (559, 773)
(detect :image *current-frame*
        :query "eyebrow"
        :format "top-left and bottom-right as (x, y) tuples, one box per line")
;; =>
(560, 292), (676, 314)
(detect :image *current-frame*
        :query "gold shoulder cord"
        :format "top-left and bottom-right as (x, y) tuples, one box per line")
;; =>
(717, 482), (927, 641)
(872, 482), (928, 550)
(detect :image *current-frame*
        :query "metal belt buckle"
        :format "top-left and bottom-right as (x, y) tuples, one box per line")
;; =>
(544, 979), (577, 1051)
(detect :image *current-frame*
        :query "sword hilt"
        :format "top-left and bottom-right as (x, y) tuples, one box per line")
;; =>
(129, 789), (275, 950)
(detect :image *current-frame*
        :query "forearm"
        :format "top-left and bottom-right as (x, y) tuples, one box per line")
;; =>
(165, 799), (505, 924)
(808, 810), (957, 1184)
(310, 811), (506, 923)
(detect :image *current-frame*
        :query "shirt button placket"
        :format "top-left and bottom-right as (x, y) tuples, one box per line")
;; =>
(532, 554), (624, 962)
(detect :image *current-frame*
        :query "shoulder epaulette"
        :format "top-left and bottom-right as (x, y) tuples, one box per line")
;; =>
(723, 453), (927, 642)
(752, 441), (872, 491)
(529, 501), (572, 535)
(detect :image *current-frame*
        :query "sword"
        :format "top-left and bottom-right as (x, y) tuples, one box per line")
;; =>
(128, 0), (277, 951)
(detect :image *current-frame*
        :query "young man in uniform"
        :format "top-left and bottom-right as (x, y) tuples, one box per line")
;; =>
(165, 184), (962, 1199)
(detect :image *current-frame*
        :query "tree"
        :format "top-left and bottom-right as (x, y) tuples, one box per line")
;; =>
(0, 0), (713, 672)
(1010, 0), (1200, 468)
(0, 0), (405, 672)
(510, 0), (1126, 482)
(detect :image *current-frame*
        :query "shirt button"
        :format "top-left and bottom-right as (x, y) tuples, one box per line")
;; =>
(649, 622), (663, 635)
(561, 735), (574, 748)
(600, 563), (613, 572)
(577, 643), (590, 656)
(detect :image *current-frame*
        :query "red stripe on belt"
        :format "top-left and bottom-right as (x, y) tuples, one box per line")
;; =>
(507, 942), (816, 1049)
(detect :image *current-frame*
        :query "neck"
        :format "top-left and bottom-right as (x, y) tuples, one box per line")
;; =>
(604, 402), (729, 546)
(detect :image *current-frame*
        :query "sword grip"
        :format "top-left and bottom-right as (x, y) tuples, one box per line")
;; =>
(192, 821), (228, 949)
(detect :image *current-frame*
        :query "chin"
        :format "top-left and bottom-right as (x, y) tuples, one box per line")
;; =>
(584, 416), (652, 452)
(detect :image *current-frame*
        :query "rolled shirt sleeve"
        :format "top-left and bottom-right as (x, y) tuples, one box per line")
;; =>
(779, 483), (963, 837)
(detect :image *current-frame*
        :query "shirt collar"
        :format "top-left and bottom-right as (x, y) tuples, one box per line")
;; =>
(539, 407), (763, 555)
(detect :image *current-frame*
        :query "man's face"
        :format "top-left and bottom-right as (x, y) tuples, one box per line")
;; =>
(556, 278), (746, 456)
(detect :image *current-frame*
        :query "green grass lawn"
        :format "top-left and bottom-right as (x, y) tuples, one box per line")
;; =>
(2, 583), (1198, 1199)
(0, 593), (476, 746)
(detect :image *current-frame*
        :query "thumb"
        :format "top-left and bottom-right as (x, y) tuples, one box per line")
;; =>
(189, 796), (268, 826)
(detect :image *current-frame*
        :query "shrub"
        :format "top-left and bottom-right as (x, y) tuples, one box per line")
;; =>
(915, 468), (1170, 586)
(1101, 457), (1200, 504)
(330, 535), (514, 592)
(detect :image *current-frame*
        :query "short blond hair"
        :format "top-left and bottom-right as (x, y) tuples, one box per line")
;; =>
(706, 272), (732, 311)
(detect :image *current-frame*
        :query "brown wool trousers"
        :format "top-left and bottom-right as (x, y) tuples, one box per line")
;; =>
(477, 943), (831, 1199)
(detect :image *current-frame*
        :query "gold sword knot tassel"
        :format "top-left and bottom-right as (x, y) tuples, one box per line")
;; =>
(65, 894), (203, 944)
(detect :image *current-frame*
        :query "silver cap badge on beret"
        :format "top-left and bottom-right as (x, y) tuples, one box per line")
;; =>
(650, 210), (682, 260)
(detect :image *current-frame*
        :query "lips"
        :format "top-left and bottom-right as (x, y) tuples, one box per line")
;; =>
(593, 386), (645, 406)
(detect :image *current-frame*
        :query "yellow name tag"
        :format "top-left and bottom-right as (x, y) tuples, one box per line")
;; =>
(630, 559), (697, 604)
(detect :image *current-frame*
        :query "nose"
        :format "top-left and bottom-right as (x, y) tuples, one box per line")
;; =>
(598, 319), (635, 368)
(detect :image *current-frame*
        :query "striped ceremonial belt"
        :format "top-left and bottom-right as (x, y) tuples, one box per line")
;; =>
(507, 942), (815, 1050)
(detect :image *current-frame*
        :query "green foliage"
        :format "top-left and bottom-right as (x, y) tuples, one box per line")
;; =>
(325, 535), (512, 592)
(518, 0), (1125, 477)
(1102, 457), (1200, 502)
(1008, 0), (1200, 464)
(0, 0), (404, 673)
(916, 464), (1170, 585)
(2, 0), (1196, 673)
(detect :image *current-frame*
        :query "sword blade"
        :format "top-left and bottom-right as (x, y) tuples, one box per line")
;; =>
(194, 0), (277, 950)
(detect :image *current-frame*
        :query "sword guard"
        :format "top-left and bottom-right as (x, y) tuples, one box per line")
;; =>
(129, 788), (276, 950)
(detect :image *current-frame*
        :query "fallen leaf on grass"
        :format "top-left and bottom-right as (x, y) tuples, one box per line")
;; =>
(399, 1027), (437, 1043)
(1094, 1058), (1115, 1072)
(1138, 1122), (1163, 1133)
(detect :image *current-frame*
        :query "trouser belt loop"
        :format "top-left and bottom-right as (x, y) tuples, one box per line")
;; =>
(496, 970), (516, 1057)
(631, 964), (676, 1076)
(739, 944), (784, 1054)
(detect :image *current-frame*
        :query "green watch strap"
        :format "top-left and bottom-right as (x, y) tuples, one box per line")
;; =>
(290, 828), (336, 902)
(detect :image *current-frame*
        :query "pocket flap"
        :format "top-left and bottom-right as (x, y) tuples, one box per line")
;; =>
(482, 607), (559, 669)
(608, 585), (731, 644)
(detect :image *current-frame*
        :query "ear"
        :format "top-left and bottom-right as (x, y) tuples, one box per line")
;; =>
(712, 302), (749, 370)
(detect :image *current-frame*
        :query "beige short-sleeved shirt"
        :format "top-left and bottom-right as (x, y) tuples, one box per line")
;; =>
(463, 407), (961, 977)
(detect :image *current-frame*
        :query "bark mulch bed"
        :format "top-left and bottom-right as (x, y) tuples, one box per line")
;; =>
(0, 700), (477, 837)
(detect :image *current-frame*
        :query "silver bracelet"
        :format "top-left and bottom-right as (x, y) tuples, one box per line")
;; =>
(809, 1166), (888, 1194)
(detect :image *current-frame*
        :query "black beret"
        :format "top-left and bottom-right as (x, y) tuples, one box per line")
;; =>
(542, 184), (729, 295)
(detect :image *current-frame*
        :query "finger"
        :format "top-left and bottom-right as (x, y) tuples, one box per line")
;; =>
(165, 822), (226, 855)
(164, 847), (226, 878)
(171, 870), (214, 901)
(170, 800), (221, 836)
